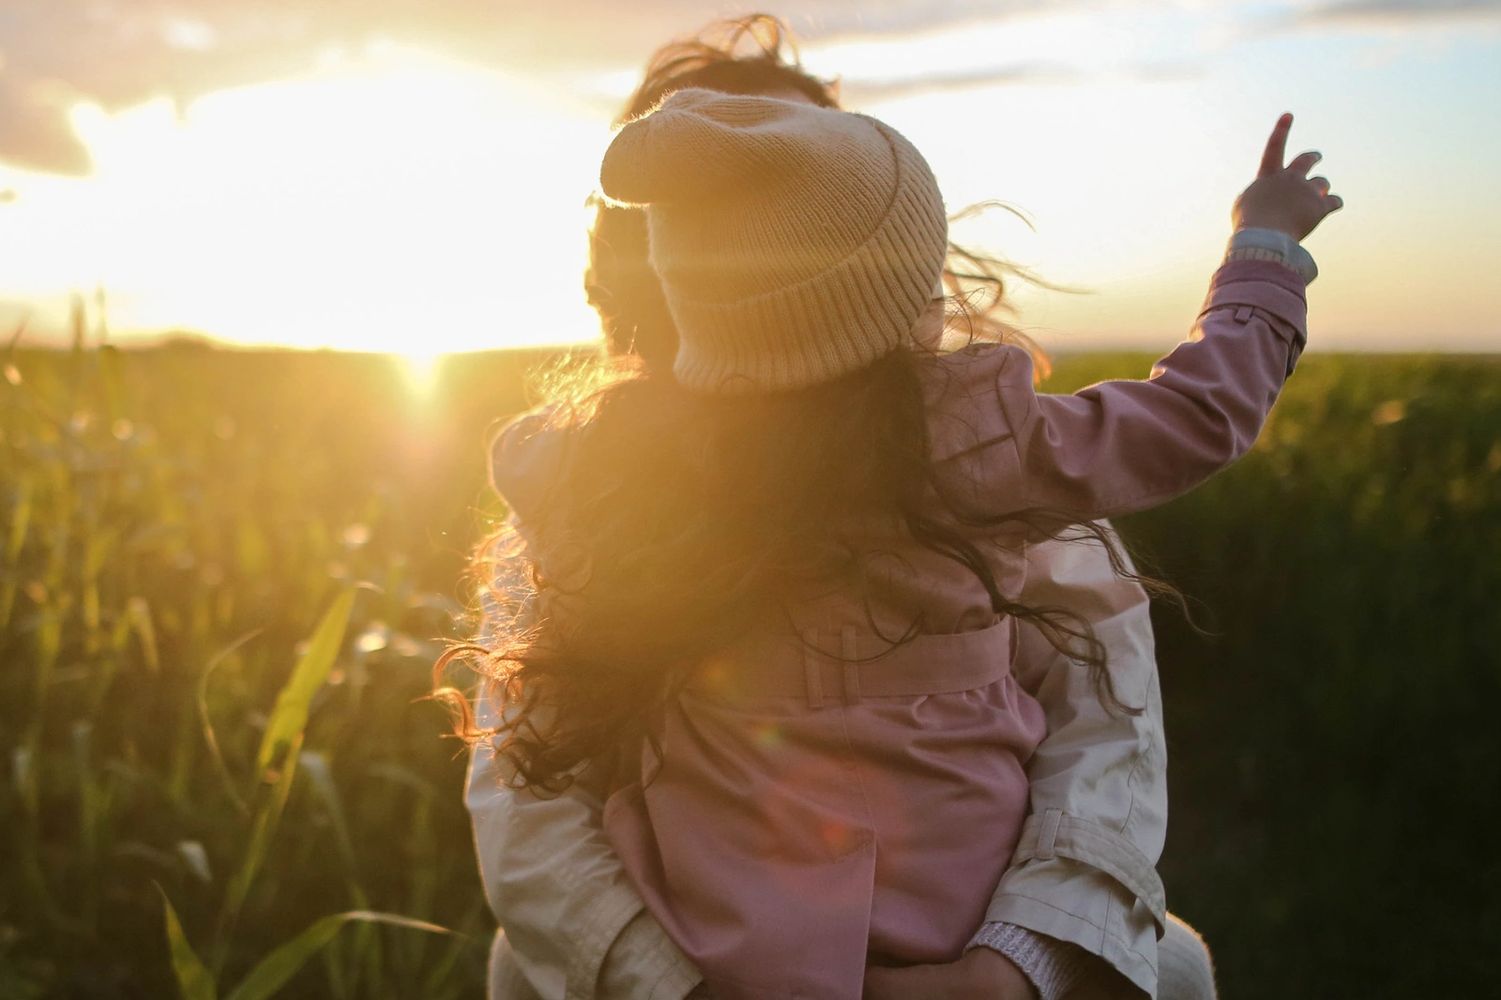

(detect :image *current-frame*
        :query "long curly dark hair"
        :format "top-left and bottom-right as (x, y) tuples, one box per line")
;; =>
(436, 14), (1155, 794)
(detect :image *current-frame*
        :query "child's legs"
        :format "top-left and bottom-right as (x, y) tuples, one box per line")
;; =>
(1158, 913), (1217, 1000)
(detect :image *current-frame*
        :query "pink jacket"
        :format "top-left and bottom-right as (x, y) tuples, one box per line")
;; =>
(488, 259), (1307, 999)
(468, 525), (1175, 999)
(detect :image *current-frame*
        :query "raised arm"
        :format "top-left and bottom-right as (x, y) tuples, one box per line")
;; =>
(979, 114), (1340, 523)
(996, 257), (1306, 521)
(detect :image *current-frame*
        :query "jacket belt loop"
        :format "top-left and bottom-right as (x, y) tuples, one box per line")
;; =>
(840, 626), (861, 705)
(802, 629), (825, 710)
(1036, 808), (1063, 861)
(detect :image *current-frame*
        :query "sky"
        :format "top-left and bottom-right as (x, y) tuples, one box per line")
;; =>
(1, 1), (1499, 357)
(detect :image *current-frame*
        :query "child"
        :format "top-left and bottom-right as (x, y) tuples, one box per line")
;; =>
(479, 90), (1337, 999)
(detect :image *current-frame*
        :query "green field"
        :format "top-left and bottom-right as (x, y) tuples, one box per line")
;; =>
(2, 343), (1498, 998)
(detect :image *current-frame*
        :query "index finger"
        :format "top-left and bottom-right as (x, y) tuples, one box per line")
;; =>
(1260, 112), (1292, 177)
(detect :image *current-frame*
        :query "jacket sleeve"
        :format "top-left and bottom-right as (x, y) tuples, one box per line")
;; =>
(466, 523), (703, 1000)
(979, 524), (1168, 998)
(998, 258), (1307, 520)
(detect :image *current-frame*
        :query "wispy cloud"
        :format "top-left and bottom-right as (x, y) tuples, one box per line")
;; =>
(0, 1), (1092, 175)
(841, 60), (1200, 101)
(1285, 0), (1501, 29)
(780, 0), (1073, 42)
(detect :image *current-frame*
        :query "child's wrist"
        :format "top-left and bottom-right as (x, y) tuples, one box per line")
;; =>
(1225, 227), (1318, 283)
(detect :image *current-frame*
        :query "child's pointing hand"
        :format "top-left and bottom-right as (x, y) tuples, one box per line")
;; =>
(1232, 112), (1344, 241)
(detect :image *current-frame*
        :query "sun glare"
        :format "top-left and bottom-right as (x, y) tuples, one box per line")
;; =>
(399, 348), (445, 396)
(8, 44), (607, 354)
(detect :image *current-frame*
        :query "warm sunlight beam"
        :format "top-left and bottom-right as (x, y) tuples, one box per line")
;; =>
(399, 348), (445, 397)
(7, 44), (607, 353)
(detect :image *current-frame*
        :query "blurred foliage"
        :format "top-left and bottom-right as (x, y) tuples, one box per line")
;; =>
(1, 340), (1497, 998)
(0, 341), (541, 998)
(1060, 352), (1501, 997)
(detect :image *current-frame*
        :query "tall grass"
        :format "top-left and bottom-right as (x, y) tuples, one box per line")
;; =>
(1, 334), (1497, 998)
(0, 336), (540, 997)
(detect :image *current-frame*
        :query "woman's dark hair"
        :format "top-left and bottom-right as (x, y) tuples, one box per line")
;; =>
(436, 15), (1159, 793)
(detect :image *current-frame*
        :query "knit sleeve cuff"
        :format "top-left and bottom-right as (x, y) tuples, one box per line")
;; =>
(968, 922), (1096, 1000)
(1225, 226), (1318, 283)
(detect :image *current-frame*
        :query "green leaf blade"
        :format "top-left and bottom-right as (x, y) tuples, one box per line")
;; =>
(158, 886), (217, 1000)
(223, 912), (449, 1000)
(255, 590), (354, 774)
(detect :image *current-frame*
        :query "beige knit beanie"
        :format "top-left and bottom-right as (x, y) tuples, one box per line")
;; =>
(599, 88), (948, 394)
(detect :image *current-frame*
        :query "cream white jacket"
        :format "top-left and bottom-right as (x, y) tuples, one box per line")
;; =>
(466, 527), (1168, 999)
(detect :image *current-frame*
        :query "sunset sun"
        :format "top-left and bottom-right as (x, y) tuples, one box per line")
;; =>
(9, 44), (607, 356)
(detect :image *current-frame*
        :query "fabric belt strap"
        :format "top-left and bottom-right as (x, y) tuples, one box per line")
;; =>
(1011, 807), (1168, 938)
(690, 619), (1013, 706)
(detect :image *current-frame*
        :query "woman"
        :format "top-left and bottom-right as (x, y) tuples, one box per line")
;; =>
(463, 15), (1217, 999)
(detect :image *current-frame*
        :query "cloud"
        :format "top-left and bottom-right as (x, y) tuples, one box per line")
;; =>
(777, 0), (1073, 42)
(0, 1), (1086, 175)
(0, 4), (332, 173)
(840, 59), (1201, 101)
(0, 80), (92, 175)
(1286, 0), (1501, 28)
